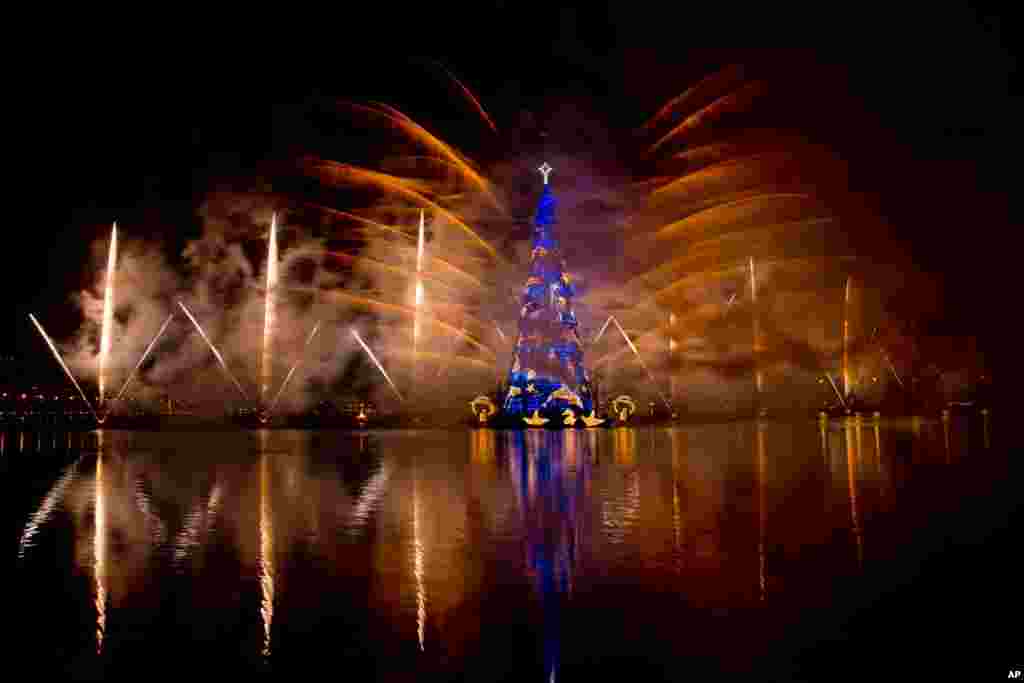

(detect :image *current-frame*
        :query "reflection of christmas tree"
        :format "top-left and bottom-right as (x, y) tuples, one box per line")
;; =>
(506, 430), (591, 680)
(504, 164), (597, 422)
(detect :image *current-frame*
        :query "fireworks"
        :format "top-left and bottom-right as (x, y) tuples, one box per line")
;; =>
(27, 63), (894, 418)
(177, 301), (249, 402)
(351, 328), (404, 402)
(114, 313), (175, 402)
(262, 213), (279, 405)
(99, 223), (117, 407)
(29, 314), (99, 422)
(268, 321), (322, 415)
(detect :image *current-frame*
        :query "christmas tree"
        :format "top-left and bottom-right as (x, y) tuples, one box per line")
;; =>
(503, 163), (601, 426)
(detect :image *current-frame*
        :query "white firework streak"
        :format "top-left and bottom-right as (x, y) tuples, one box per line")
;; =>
(134, 477), (167, 544)
(347, 464), (391, 533)
(18, 459), (81, 559)
(173, 485), (223, 562)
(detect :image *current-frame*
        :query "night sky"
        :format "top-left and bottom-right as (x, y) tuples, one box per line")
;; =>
(8, 4), (1018, 385)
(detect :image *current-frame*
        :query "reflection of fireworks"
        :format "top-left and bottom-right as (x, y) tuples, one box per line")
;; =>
(175, 501), (204, 562)
(134, 476), (167, 544)
(845, 421), (864, 569)
(19, 459), (80, 559)
(413, 479), (426, 651)
(94, 453), (107, 654)
(756, 422), (767, 601)
(259, 452), (274, 658)
(348, 463), (390, 531)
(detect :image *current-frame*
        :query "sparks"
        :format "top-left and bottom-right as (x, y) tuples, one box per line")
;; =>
(259, 451), (274, 658)
(750, 257), (763, 396)
(610, 316), (673, 411)
(29, 314), (99, 422)
(176, 301), (249, 402)
(824, 373), (847, 410)
(262, 213), (279, 406)
(114, 313), (175, 402)
(351, 329), (404, 401)
(843, 275), (852, 399)
(592, 315), (614, 344)
(268, 321), (322, 415)
(94, 453), (107, 654)
(412, 210), (427, 391)
(99, 223), (117, 407)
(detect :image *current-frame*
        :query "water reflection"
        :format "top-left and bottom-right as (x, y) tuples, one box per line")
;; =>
(844, 419), (864, 569)
(756, 421), (767, 600)
(18, 457), (80, 559)
(94, 444), (106, 655)
(413, 467), (425, 651)
(259, 439), (275, 659)
(8, 415), (988, 676)
(503, 429), (588, 682)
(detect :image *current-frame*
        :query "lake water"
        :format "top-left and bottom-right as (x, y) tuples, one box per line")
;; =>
(5, 417), (1019, 680)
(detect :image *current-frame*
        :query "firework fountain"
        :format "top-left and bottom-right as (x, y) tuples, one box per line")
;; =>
(610, 316), (673, 412)
(843, 275), (854, 400)
(267, 321), (322, 416)
(262, 213), (279, 408)
(176, 300), (249, 402)
(98, 223), (117, 409)
(750, 257), (763, 406)
(412, 209), (426, 394)
(351, 328), (405, 402)
(29, 314), (100, 422)
(114, 313), (175, 403)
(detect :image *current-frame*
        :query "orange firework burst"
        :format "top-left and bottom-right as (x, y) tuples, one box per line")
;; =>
(307, 160), (503, 263)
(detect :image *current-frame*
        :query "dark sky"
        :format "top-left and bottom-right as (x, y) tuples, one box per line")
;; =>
(8, 3), (1018, 381)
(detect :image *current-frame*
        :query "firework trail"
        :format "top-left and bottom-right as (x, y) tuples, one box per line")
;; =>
(114, 313), (175, 402)
(176, 301), (249, 402)
(262, 213), (279, 405)
(99, 223), (117, 407)
(610, 317), (672, 411)
(29, 314), (99, 422)
(351, 328), (404, 401)
(268, 321), (322, 415)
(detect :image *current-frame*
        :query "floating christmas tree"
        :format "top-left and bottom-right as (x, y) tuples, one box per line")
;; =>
(503, 163), (602, 425)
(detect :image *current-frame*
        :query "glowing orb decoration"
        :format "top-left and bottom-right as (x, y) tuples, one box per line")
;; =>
(470, 395), (497, 423)
(612, 395), (637, 423)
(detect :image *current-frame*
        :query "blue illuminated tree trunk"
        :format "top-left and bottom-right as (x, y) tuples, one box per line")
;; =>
(503, 173), (595, 421)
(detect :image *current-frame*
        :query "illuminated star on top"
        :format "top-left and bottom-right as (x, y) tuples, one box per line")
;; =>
(538, 162), (553, 185)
